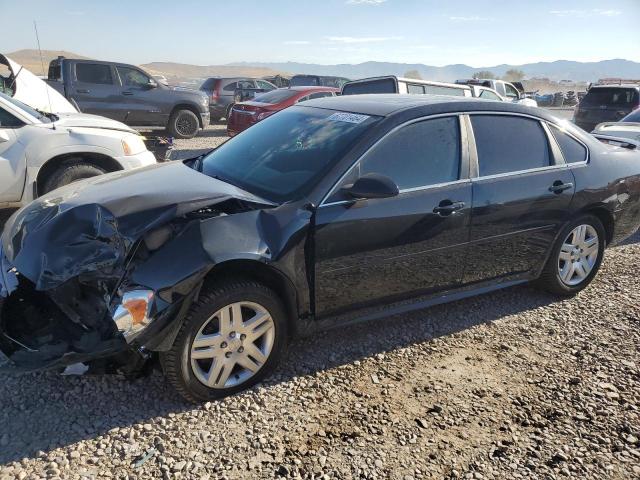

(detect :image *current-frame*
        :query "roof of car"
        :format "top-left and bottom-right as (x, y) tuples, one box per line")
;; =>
(285, 86), (340, 92)
(300, 93), (543, 117)
(590, 84), (640, 90)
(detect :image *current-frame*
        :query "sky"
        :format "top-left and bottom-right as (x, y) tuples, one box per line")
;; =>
(3, 0), (639, 67)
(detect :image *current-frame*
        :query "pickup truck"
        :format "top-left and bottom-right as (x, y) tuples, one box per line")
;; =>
(456, 79), (537, 107)
(46, 57), (210, 138)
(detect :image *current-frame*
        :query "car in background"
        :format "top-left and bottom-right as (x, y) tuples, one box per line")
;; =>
(2, 95), (640, 402)
(290, 75), (350, 88)
(342, 76), (472, 97)
(468, 85), (505, 101)
(456, 79), (537, 107)
(590, 109), (640, 149)
(45, 57), (210, 139)
(200, 77), (277, 122)
(227, 86), (339, 136)
(0, 92), (156, 209)
(574, 83), (640, 132)
(263, 75), (290, 88)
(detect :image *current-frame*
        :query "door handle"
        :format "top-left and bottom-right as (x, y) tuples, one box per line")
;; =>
(76, 89), (90, 94)
(548, 181), (573, 194)
(122, 91), (134, 96)
(433, 200), (465, 216)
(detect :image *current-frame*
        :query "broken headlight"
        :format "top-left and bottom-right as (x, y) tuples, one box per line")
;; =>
(113, 289), (155, 341)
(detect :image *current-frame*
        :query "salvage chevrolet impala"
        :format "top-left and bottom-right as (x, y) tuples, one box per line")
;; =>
(2, 95), (640, 402)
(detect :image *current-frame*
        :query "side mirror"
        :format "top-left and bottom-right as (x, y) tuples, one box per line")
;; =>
(341, 173), (399, 200)
(145, 80), (158, 89)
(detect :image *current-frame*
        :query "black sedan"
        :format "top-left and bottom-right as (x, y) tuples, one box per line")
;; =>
(2, 95), (640, 402)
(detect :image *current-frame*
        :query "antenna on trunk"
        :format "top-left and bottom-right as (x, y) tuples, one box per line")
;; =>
(34, 21), (55, 129)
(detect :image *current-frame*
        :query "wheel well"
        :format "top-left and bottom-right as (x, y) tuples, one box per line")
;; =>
(203, 260), (299, 336)
(583, 206), (614, 246)
(36, 153), (122, 197)
(170, 104), (203, 128)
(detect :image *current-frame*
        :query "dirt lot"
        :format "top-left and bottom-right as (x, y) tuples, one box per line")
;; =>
(0, 122), (639, 480)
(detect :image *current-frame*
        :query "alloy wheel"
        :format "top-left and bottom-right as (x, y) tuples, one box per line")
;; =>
(176, 115), (197, 136)
(557, 224), (599, 286)
(190, 301), (275, 389)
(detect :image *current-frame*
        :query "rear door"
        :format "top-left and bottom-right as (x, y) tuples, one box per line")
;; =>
(464, 114), (575, 284)
(70, 62), (123, 120)
(314, 115), (472, 318)
(0, 105), (26, 202)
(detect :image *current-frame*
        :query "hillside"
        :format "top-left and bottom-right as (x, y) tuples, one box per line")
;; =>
(4, 49), (89, 75)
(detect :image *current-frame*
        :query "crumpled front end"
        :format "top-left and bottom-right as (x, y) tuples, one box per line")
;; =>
(0, 161), (280, 373)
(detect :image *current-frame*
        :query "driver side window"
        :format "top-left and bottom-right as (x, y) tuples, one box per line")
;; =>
(117, 66), (152, 88)
(505, 83), (519, 99)
(331, 116), (461, 201)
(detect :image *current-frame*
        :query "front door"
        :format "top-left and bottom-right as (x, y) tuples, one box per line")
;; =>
(314, 116), (472, 318)
(115, 66), (165, 126)
(464, 114), (575, 284)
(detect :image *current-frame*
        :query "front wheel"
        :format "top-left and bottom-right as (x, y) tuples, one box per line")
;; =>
(161, 280), (288, 402)
(536, 214), (606, 296)
(168, 109), (200, 139)
(42, 160), (106, 194)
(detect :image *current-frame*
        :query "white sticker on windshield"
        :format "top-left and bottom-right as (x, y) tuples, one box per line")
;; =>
(327, 112), (370, 124)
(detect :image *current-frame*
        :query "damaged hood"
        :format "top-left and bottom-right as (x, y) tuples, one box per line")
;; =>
(0, 54), (77, 114)
(1, 161), (272, 290)
(40, 112), (138, 134)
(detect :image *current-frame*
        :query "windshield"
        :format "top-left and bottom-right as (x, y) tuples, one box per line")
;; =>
(582, 88), (638, 107)
(622, 110), (640, 122)
(200, 106), (380, 202)
(0, 92), (52, 123)
(253, 89), (298, 104)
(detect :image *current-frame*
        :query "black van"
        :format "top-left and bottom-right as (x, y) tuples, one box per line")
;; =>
(574, 83), (640, 132)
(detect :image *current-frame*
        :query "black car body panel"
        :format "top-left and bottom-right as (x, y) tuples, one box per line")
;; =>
(2, 95), (640, 374)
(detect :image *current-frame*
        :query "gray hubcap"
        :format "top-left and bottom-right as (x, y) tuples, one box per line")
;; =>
(190, 301), (275, 389)
(558, 224), (599, 286)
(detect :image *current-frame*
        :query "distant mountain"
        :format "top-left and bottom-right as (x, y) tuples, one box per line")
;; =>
(229, 59), (640, 83)
(6, 49), (639, 84)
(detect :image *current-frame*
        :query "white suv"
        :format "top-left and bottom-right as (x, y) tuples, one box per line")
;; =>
(0, 92), (156, 208)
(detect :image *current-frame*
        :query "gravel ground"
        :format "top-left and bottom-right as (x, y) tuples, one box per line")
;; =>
(1, 123), (639, 480)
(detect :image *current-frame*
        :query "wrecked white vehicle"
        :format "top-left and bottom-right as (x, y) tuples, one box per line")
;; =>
(0, 92), (157, 207)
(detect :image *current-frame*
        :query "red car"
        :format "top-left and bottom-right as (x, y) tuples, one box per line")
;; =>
(227, 86), (339, 136)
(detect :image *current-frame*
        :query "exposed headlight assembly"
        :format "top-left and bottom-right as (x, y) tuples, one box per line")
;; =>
(113, 289), (155, 341)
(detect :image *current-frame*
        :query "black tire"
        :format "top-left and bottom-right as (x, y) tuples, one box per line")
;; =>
(536, 214), (606, 296)
(168, 109), (199, 139)
(161, 279), (288, 403)
(42, 160), (106, 194)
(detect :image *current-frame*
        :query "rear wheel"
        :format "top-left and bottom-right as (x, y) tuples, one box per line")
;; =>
(42, 160), (106, 194)
(536, 214), (605, 296)
(161, 280), (288, 402)
(168, 109), (199, 139)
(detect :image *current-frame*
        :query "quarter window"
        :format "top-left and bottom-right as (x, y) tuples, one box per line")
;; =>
(551, 126), (588, 163)
(471, 115), (551, 176)
(355, 116), (461, 190)
(76, 63), (113, 85)
(0, 106), (24, 128)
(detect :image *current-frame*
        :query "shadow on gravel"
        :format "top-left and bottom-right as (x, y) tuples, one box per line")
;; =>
(0, 282), (560, 465)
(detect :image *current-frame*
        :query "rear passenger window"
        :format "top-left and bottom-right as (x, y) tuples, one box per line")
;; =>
(76, 64), (113, 85)
(357, 117), (460, 189)
(471, 115), (551, 176)
(407, 84), (424, 94)
(550, 126), (588, 163)
(223, 82), (238, 92)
